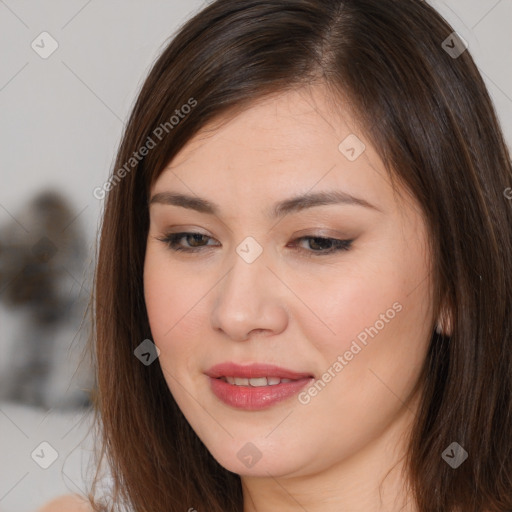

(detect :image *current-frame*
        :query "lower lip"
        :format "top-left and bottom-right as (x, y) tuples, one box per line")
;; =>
(208, 377), (313, 410)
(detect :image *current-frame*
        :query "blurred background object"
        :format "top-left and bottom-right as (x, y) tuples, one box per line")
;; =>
(0, 188), (94, 410)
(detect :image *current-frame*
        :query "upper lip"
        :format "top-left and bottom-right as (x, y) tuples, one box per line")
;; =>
(205, 362), (314, 380)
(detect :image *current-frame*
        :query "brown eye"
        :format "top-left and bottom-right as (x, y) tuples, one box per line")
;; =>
(156, 232), (219, 252)
(289, 236), (353, 256)
(183, 233), (210, 248)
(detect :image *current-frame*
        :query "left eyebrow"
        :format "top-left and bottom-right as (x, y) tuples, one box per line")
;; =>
(148, 189), (381, 218)
(269, 190), (381, 217)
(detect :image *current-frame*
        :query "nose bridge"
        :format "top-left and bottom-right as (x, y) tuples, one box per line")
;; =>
(210, 237), (287, 340)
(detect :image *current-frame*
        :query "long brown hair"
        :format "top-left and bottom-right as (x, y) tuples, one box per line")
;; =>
(90, 0), (512, 510)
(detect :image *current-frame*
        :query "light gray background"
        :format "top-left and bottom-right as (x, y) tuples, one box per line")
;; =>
(0, 1), (511, 511)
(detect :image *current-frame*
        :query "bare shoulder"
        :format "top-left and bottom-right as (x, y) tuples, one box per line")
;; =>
(38, 494), (94, 512)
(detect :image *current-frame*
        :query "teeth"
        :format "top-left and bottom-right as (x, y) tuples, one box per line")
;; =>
(248, 377), (268, 387)
(221, 376), (296, 386)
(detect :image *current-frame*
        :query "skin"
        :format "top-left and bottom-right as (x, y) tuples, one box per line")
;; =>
(143, 84), (436, 512)
(37, 494), (91, 512)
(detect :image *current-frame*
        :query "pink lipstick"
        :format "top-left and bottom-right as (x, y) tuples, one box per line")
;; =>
(205, 362), (314, 411)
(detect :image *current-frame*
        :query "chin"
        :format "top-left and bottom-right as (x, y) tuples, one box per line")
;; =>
(202, 436), (311, 478)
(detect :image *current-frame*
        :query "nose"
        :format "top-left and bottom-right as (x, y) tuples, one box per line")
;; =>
(210, 246), (288, 342)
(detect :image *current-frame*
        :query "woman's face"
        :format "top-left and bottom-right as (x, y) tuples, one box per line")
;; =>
(144, 86), (434, 479)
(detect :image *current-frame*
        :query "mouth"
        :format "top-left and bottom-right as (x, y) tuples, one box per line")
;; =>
(205, 362), (314, 410)
(217, 376), (296, 386)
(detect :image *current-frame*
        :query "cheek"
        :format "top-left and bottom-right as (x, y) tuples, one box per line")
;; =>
(300, 237), (432, 379)
(290, 260), (406, 359)
(144, 256), (173, 341)
(143, 255), (211, 430)
(144, 249), (191, 336)
(294, 275), (431, 456)
(143, 251), (208, 374)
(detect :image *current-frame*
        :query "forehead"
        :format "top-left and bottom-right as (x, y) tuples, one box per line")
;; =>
(169, 86), (354, 164)
(151, 86), (398, 216)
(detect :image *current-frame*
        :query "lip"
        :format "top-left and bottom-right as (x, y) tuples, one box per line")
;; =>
(205, 362), (314, 411)
(205, 362), (314, 380)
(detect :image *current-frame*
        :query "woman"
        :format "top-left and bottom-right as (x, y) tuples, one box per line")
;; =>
(51, 0), (512, 510)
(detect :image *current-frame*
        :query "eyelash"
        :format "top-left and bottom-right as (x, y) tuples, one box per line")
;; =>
(155, 232), (353, 257)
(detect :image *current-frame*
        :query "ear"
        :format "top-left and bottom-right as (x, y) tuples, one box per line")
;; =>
(435, 304), (453, 336)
